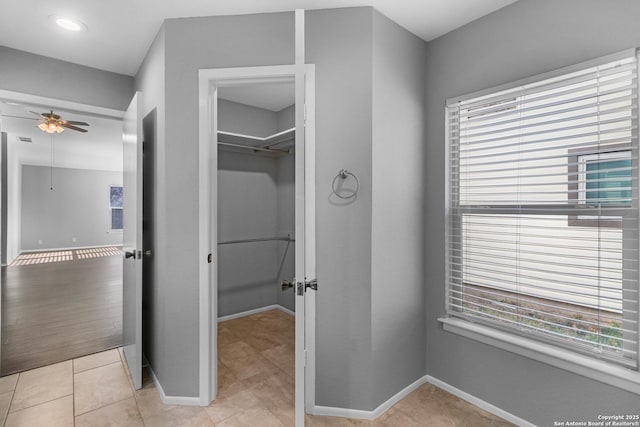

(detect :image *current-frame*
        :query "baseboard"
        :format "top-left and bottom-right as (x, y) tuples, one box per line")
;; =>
(425, 376), (536, 427)
(148, 364), (201, 406)
(313, 375), (428, 420)
(312, 405), (373, 420)
(218, 304), (294, 322)
(275, 304), (295, 317)
(313, 375), (534, 426)
(3, 253), (17, 267)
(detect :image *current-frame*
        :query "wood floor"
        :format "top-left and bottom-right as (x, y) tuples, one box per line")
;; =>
(1, 247), (122, 376)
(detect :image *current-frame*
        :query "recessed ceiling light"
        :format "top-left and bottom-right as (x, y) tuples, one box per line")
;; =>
(49, 15), (87, 32)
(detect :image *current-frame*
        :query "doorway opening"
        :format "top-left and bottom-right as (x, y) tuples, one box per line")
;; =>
(198, 65), (316, 425)
(0, 92), (126, 375)
(216, 80), (297, 423)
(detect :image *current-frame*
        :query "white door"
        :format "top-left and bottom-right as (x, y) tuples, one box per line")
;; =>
(122, 92), (143, 389)
(295, 65), (316, 427)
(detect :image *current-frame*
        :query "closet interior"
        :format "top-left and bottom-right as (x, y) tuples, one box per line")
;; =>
(217, 82), (296, 318)
(215, 85), (298, 416)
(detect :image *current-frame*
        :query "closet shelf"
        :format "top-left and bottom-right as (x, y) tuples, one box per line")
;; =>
(218, 128), (295, 155)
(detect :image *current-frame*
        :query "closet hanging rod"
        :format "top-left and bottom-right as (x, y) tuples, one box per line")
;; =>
(218, 236), (295, 245)
(258, 138), (293, 149)
(218, 141), (290, 154)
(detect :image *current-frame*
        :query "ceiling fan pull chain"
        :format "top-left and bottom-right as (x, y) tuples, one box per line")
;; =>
(50, 133), (54, 190)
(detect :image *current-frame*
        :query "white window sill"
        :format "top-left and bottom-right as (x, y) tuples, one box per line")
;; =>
(438, 317), (640, 395)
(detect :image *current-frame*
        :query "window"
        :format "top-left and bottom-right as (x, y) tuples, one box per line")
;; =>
(579, 151), (632, 205)
(446, 52), (638, 371)
(109, 185), (123, 231)
(568, 148), (632, 227)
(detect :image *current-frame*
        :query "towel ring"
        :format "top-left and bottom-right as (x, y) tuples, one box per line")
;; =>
(332, 169), (360, 199)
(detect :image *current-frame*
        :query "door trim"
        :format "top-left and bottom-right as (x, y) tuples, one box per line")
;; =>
(0, 89), (125, 120)
(197, 64), (316, 407)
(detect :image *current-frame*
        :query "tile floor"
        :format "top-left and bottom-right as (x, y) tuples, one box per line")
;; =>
(0, 310), (513, 426)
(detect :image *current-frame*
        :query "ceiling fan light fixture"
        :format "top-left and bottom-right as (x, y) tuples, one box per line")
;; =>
(50, 15), (87, 32)
(38, 122), (65, 134)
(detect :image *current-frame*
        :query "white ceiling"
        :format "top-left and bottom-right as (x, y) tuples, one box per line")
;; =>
(0, 0), (517, 76)
(0, 101), (123, 172)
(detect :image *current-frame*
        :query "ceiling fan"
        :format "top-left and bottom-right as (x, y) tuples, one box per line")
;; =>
(1, 109), (90, 133)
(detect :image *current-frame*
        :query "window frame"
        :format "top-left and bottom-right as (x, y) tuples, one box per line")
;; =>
(441, 49), (640, 395)
(568, 145), (632, 228)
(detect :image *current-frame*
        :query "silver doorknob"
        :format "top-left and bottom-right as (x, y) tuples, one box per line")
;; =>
(305, 278), (318, 291)
(144, 250), (152, 257)
(281, 280), (294, 291)
(124, 250), (136, 259)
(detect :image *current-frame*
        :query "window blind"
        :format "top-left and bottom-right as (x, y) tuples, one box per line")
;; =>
(446, 53), (639, 368)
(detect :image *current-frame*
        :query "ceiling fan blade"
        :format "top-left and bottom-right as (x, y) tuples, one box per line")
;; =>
(62, 120), (90, 126)
(61, 123), (88, 133)
(0, 114), (39, 120)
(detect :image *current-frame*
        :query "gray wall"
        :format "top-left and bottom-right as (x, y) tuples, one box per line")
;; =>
(276, 104), (295, 132)
(21, 165), (123, 250)
(274, 102), (295, 313)
(217, 151), (280, 316)
(276, 152), (295, 311)
(371, 9), (427, 409)
(152, 12), (294, 397)
(424, 1), (640, 424)
(0, 46), (134, 111)
(134, 6), (426, 408)
(276, 102), (296, 310)
(306, 7), (428, 411)
(217, 153), (296, 317)
(4, 138), (21, 264)
(306, 7), (375, 410)
(218, 98), (278, 137)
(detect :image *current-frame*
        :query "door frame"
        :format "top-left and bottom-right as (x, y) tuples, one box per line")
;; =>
(197, 64), (316, 410)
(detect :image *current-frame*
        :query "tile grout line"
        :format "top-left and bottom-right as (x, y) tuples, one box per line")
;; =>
(2, 373), (19, 427)
(121, 348), (147, 427)
(7, 393), (74, 417)
(74, 392), (134, 418)
(74, 359), (122, 375)
(72, 359), (76, 427)
(77, 396), (143, 424)
(5, 394), (75, 419)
